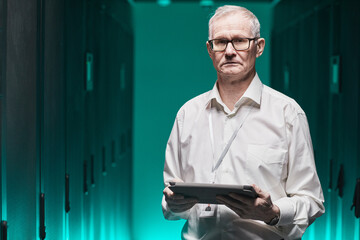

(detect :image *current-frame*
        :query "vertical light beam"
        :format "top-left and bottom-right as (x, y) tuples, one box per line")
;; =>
(336, 198), (343, 240)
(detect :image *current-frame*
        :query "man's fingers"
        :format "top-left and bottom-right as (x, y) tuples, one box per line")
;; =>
(228, 193), (253, 205)
(217, 196), (249, 217)
(251, 184), (268, 200)
(164, 186), (186, 200)
(167, 197), (198, 212)
(217, 185), (276, 221)
(165, 193), (184, 200)
(163, 186), (174, 197)
(216, 195), (246, 209)
(166, 195), (197, 204)
(164, 188), (198, 205)
(216, 195), (234, 204)
(168, 202), (197, 213)
(163, 180), (198, 213)
(168, 198), (198, 205)
(163, 181), (198, 213)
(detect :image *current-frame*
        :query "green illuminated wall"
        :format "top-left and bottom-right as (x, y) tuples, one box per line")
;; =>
(133, 3), (273, 240)
(134, 1), (360, 240)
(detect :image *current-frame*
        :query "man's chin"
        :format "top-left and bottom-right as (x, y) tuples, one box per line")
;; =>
(219, 69), (243, 76)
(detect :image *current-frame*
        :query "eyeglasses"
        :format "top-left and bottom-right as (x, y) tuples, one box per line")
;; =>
(208, 38), (259, 52)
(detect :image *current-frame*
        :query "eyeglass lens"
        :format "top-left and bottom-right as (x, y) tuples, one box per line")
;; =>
(212, 39), (251, 51)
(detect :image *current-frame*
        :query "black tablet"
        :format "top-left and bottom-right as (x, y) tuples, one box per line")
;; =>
(168, 182), (257, 204)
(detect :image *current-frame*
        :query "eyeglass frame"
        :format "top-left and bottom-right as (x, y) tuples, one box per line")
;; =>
(207, 37), (259, 52)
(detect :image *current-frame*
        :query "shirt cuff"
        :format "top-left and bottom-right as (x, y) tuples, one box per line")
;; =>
(274, 197), (295, 226)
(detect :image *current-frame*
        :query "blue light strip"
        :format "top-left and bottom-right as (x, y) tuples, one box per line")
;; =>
(354, 218), (359, 240)
(1, 94), (7, 221)
(65, 213), (69, 240)
(336, 198), (342, 240)
(1, 156), (6, 221)
(325, 194), (332, 240)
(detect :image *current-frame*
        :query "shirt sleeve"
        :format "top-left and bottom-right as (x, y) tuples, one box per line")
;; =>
(274, 113), (325, 239)
(162, 110), (191, 220)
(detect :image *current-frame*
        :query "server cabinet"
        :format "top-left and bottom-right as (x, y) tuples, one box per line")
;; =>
(64, 0), (86, 238)
(272, 0), (360, 239)
(5, 0), (40, 238)
(1, 0), (134, 239)
(42, 0), (66, 239)
(0, 0), (5, 234)
(339, 0), (360, 238)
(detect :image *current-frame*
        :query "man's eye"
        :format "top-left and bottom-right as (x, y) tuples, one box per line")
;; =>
(233, 39), (246, 43)
(216, 39), (228, 44)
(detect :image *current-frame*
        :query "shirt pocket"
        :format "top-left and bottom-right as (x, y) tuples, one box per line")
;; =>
(245, 144), (287, 191)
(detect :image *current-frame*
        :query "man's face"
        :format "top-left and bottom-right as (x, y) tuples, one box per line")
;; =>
(207, 13), (265, 80)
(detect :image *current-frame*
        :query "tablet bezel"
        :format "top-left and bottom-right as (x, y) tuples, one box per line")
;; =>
(168, 182), (258, 204)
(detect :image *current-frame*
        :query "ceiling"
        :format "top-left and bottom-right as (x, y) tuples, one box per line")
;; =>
(133, 0), (274, 3)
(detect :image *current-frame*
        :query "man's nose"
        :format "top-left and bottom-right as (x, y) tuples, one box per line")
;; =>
(224, 42), (236, 56)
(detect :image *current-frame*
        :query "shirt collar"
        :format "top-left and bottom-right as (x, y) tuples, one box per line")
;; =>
(240, 73), (262, 106)
(206, 82), (225, 108)
(205, 73), (263, 109)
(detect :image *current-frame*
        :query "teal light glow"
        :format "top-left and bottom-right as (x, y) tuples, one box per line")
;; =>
(308, 221), (315, 240)
(336, 198), (343, 240)
(119, 220), (131, 240)
(81, 197), (85, 240)
(109, 207), (115, 240)
(100, 198), (107, 240)
(89, 200), (94, 240)
(354, 219), (359, 240)
(302, 220), (316, 240)
(199, 0), (213, 7)
(1, 155), (7, 220)
(157, 0), (170, 7)
(325, 196), (332, 240)
(65, 213), (69, 240)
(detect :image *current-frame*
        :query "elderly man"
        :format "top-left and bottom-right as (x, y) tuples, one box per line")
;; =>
(162, 5), (324, 240)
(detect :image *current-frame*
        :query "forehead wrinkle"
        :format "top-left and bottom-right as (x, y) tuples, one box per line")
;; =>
(213, 30), (249, 39)
(212, 25), (252, 39)
(211, 17), (253, 39)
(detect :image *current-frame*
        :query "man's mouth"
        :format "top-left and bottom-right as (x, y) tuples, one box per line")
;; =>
(222, 62), (239, 66)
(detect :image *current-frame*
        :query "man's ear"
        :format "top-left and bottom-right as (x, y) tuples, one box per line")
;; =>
(256, 38), (265, 58)
(206, 41), (213, 59)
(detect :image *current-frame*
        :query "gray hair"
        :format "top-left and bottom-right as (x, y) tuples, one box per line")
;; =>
(208, 5), (261, 39)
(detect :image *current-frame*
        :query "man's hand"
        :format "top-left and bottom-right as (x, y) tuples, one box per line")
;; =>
(163, 179), (198, 213)
(216, 184), (280, 223)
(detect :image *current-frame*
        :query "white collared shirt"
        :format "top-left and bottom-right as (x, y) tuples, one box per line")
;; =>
(162, 74), (325, 240)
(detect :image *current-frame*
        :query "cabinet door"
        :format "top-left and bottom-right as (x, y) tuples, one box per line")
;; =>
(339, 0), (360, 239)
(6, 0), (39, 238)
(64, 0), (86, 239)
(0, 0), (5, 229)
(42, 0), (66, 239)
